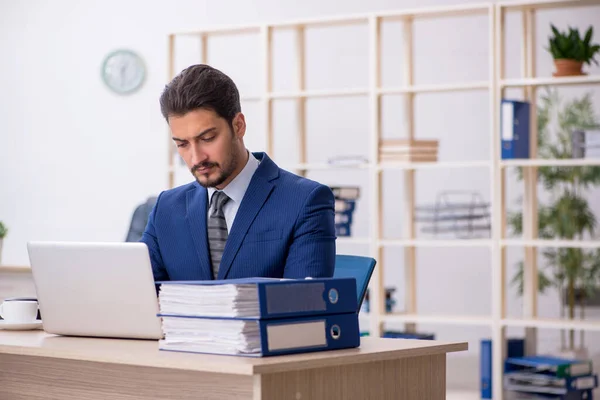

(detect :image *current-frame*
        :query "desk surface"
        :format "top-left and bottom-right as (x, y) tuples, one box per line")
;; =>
(0, 331), (467, 376)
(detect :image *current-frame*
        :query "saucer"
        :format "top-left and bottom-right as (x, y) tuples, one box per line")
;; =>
(0, 319), (43, 331)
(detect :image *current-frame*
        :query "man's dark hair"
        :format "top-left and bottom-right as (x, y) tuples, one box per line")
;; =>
(159, 64), (241, 125)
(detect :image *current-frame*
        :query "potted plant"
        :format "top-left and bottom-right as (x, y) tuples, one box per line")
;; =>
(0, 221), (7, 265)
(508, 89), (600, 357)
(547, 24), (600, 77)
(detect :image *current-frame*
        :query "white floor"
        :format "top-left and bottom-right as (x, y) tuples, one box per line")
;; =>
(447, 390), (481, 400)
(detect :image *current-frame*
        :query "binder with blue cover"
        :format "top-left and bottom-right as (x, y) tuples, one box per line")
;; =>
(504, 371), (598, 396)
(158, 312), (360, 357)
(501, 99), (531, 159)
(504, 355), (593, 378)
(157, 277), (358, 320)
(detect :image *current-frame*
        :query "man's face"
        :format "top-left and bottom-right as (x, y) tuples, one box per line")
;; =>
(169, 108), (246, 189)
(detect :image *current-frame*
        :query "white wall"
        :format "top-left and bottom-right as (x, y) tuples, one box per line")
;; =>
(1, 0), (600, 392)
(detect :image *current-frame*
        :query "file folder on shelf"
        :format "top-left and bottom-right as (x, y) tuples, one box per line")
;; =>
(157, 277), (358, 319)
(504, 371), (598, 396)
(501, 99), (531, 159)
(158, 311), (361, 357)
(504, 356), (593, 378)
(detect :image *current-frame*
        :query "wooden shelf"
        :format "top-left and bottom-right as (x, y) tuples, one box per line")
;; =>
(497, 0), (600, 11)
(383, 313), (493, 327)
(379, 81), (489, 95)
(0, 265), (31, 273)
(501, 158), (600, 167)
(166, 2), (597, 398)
(501, 239), (600, 248)
(501, 74), (600, 88)
(378, 2), (491, 20)
(379, 239), (492, 248)
(378, 160), (490, 170)
(502, 318), (600, 331)
(268, 88), (369, 99)
(283, 163), (371, 170)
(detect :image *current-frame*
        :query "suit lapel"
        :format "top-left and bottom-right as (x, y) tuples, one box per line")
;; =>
(217, 174), (274, 279)
(185, 186), (212, 279)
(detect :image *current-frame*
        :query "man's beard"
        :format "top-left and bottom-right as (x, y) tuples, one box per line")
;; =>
(191, 148), (239, 188)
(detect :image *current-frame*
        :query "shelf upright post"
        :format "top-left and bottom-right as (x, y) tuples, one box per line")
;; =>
(493, 4), (508, 399)
(368, 14), (384, 338)
(521, 4), (539, 357)
(262, 25), (274, 158)
(168, 34), (176, 189)
(402, 15), (417, 334)
(296, 25), (308, 177)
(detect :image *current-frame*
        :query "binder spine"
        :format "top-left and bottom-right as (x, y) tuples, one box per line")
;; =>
(257, 278), (358, 319)
(259, 313), (360, 356)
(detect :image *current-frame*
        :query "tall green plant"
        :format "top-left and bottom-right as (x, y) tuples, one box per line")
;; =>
(0, 221), (7, 239)
(508, 89), (600, 349)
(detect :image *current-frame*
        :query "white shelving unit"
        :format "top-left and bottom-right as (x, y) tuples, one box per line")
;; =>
(166, 0), (600, 398)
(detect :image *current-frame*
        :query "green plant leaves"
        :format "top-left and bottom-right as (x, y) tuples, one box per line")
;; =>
(508, 89), (600, 306)
(547, 24), (600, 65)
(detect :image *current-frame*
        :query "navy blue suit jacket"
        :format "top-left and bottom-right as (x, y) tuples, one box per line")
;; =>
(141, 152), (336, 281)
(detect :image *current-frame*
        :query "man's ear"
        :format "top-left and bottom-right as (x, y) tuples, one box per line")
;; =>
(233, 112), (246, 139)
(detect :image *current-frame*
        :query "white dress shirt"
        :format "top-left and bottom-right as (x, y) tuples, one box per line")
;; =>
(207, 151), (260, 232)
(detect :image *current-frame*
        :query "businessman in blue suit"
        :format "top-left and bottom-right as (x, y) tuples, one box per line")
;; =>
(141, 64), (336, 282)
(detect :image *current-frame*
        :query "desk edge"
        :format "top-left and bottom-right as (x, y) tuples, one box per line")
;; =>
(252, 341), (469, 374)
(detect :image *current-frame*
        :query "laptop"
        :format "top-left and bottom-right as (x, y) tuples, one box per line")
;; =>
(27, 241), (163, 340)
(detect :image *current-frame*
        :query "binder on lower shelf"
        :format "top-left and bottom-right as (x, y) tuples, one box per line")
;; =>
(158, 312), (361, 357)
(504, 388), (594, 399)
(504, 371), (598, 396)
(504, 356), (593, 378)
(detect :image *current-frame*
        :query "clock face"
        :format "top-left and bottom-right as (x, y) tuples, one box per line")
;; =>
(101, 50), (146, 94)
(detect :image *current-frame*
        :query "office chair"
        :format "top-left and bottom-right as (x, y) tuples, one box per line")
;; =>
(125, 196), (157, 242)
(333, 254), (377, 311)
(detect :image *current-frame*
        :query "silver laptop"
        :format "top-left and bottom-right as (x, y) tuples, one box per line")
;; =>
(27, 241), (163, 340)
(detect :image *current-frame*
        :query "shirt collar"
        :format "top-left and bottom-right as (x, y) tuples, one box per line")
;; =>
(207, 150), (260, 205)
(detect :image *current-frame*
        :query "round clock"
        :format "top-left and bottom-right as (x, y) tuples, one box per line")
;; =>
(101, 49), (146, 94)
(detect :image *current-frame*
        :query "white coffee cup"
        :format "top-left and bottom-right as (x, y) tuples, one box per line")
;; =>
(0, 298), (39, 323)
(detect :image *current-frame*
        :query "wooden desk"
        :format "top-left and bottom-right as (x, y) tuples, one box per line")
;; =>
(0, 331), (467, 400)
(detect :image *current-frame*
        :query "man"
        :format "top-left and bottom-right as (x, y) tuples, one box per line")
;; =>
(141, 64), (336, 282)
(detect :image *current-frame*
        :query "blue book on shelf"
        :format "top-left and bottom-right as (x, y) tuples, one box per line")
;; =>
(159, 312), (361, 357)
(335, 199), (356, 213)
(157, 277), (358, 320)
(501, 99), (530, 159)
(480, 338), (525, 399)
(335, 210), (354, 225)
(336, 222), (352, 236)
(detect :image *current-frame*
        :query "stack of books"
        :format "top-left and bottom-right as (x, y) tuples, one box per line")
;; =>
(331, 186), (360, 237)
(379, 138), (439, 163)
(503, 355), (598, 399)
(156, 277), (361, 357)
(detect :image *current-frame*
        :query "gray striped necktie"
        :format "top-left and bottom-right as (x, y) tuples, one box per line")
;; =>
(208, 191), (230, 279)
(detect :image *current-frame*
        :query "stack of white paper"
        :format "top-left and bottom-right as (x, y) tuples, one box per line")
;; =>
(158, 283), (261, 318)
(159, 316), (261, 355)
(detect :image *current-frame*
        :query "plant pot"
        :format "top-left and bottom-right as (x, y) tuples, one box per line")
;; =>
(553, 59), (585, 77)
(0, 238), (3, 265)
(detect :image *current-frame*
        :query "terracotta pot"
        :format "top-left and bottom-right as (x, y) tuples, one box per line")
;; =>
(553, 59), (585, 77)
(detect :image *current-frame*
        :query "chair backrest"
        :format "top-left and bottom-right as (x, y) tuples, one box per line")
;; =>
(333, 254), (377, 311)
(125, 196), (158, 242)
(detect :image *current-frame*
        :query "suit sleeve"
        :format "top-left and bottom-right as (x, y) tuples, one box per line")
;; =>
(283, 184), (336, 278)
(140, 192), (170, 282)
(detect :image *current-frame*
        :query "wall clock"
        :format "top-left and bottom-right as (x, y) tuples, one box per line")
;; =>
(101, 49), (146, 95)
